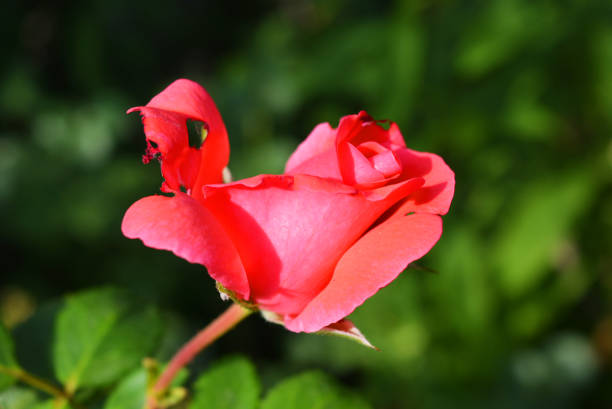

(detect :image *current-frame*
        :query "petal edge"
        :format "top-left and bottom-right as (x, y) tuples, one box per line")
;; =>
(122, 194), (249, 299)
(286, 213), (443, 332)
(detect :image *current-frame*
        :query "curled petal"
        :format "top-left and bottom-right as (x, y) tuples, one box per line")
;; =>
(128, 79), (229, 196)
(335, 111), (389, 146)
(335, 112), (405, 187)
(286, 213), (443, 332)
(392, 149), (455, 216)
(370, 150), (402, 178)
(356, 141), (388, 156)
(338, 143), (386, 188)
(122, 193), (249, 299)
(128, 107), (201, 192)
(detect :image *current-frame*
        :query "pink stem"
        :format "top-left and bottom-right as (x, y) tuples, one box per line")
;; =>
(151, 303), (252, 402)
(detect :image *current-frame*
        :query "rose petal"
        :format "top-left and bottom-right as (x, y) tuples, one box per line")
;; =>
(127, 107), (201, 192)
(387, 122), (406, 148)
(369, 150), (402, 178)
(285, 148), (342, 181)
(338, 143), (387, 187)
(336, 112), (393, 147)
(121, 193), (249, 299)
(393, 149), (455, 216)
(128, 79), (229, 196)
(286, 213), (443, 332)
(356, 141), (388, 156)
(203, 174), (408, 315)
(285, 122), (336, 173)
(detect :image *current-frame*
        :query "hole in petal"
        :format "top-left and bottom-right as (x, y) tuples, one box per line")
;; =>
(187, 119), (209, 149)
(376, 119), (391, 130)
(142, 140), (160, 164)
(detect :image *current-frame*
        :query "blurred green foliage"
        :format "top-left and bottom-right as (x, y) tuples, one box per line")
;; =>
(0, 292), (370, 408)
(1, 0), (611, 408)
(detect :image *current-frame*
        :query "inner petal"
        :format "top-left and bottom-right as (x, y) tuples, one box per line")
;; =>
(339, 143), (386, 187)
(356, 141), (388, 157)
(369, 150), (402, 178)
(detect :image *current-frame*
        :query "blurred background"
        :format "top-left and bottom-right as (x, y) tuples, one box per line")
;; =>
(2, 0), (612, 408)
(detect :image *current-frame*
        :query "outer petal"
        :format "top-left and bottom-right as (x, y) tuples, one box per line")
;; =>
(285, 148), (342, 181)
(286, 213), (443, 332)
(285, 123), (336, 173)
(387, 122), (407, 148)
(392, 149), (455, 216)
(202, 175), (421, 315)
(122, 193), (249, 299)
(128, 79), (229, 196)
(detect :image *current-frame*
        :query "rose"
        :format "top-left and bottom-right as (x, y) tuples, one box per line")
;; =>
(122, 79), (454, 333)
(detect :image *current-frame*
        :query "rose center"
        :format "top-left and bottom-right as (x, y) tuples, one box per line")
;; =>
(356, 141), (402, 179)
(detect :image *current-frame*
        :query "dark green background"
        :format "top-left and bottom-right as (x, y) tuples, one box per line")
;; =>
(2, 0), (611, 408)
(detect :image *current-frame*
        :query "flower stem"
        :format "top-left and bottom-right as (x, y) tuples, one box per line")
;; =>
(152, 303), (252, 396)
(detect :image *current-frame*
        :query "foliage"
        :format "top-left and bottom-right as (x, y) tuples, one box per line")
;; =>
(189, 356), (259, 409)
(0, 289), (370, 408)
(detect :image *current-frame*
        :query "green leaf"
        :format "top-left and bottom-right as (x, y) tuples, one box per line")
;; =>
(0, 322), (19, 390)
(104, 363), (189, 409)
(104, 369), (146, 409)
(53, 287), (163, 393)
(260, 371), (371, 409)
(189, 356), (259, 409)
(493, 168), (598, 298)
(30, 399), (75, 409)
(0, 387), (40, 409)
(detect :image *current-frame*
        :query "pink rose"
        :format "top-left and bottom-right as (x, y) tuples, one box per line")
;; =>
(122, 79), (454, 333)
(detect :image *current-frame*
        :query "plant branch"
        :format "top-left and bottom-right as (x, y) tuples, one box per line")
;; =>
(1, 366), (64, 398)
(149, 303), (253, 407)
(0, 365), (87, 408)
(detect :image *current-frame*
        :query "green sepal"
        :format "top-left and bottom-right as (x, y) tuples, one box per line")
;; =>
(215, 283), (258, 312)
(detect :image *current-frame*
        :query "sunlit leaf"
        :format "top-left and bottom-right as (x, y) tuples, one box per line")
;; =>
(104, 363), (189, 409)
(189, 356), (259, 409)
(0, 387), (40, 409)
(53, 287), (163, 393)
(493, 167), (599, 298)
(260, 371), (371, 409)
(103, 369), (146, 409)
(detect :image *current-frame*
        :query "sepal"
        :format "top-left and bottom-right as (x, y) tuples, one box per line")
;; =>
(317, 319), (378, 350)
(216, 282), (258, 311)
(143, 358), (189, 409)
(260, 311), (377, 350)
